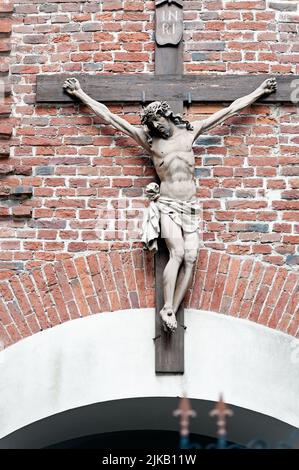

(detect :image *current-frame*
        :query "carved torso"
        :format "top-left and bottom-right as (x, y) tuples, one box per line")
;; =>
(150, 127), (196, 201)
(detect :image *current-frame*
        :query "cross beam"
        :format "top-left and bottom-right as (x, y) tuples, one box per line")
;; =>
(36, 73), (298, 104)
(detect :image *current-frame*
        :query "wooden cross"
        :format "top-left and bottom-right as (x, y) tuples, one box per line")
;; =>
(36, 0), (297, 375)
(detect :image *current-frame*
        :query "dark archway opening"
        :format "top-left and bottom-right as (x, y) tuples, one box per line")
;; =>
(1, 398), (297, 449)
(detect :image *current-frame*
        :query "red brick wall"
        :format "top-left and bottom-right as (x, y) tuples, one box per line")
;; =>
(0, 249), (297, 346)
(0, 0), (298, 346)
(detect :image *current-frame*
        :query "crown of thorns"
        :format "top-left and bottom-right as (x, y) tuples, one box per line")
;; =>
(141, 101), (172, 125)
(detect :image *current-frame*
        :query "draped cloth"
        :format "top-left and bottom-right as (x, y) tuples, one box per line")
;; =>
(141, 183), (201, 252)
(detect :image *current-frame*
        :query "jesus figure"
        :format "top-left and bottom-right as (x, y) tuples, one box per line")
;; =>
(63, 77), (276, 333)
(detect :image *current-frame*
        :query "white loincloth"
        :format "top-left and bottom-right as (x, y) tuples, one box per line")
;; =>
(142, 186), (201, 252)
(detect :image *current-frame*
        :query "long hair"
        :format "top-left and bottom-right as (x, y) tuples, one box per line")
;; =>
(141, 101), (193, 147)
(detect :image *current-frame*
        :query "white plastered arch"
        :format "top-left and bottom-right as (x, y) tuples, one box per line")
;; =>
(0, 309), (298, 447)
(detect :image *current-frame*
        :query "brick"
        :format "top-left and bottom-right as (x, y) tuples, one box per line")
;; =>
(226, 201), (267, 209)
(273, 201), (299, 211)
(39, 4), (58, 13)
(281, 167), (299, 177)
(267, 180), (286, 190)
(0, 144), (9, 157)
(0, 39), (11, 52)
(248, 223), (269, 233)
(0, 207), (9, 217)
(0, 124), (12, 138)
(225, 1), (265, 9)
(70, 278), (90, 317)
(290, 179), (299, 189)
(283, 212), (299, 222)
(7, 301), (31, 338)
(229, 223), (269, 232)
(282, 190), (299, 200)
(227, 245), (251, 256)
(223, 258), (241, 298)
(14, 165), (32, 176)
(210, 273), (226, 312)
(92, 274), (113, 311)
(110, 252), (130, 310)
(10, 186), (33, 198)
(204, 252), (220, 293)
(98, 252), (117, 294)
(0, 186), (10, 197)
(68, 242), (88, 252)
(268, 291), (291, 329)
(82, 22), (102, 32)
(244, 263), (264, 301)
(6, 324), (22, 343)
(0, 19), (11, 34)
(252, 245), (272, 255)
(0, 3), (13, 13)
(249, 286), (270, 322)
(220, 295), (233, 315)
(286, 255), (299, 266)
(51, 284), (70, 323)
(11, 206), (32, 218)
(22, 137), (62, 146)
(193, 42), (225, 52)
(115, 52), (149, 62)
(195, 168), (210, 178)
(269, 2), (298, 11)
(9, 277), (32, 317)
(213, 188), (233, 198)
(263, 255), (284, 266)
(23, 35), (48, 45)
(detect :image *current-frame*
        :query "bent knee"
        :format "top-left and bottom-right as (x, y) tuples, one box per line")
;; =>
(184, 249), (198, 266)
(170, 247), (184, 263)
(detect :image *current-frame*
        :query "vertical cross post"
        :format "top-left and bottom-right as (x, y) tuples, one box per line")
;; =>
(154, 0), (185, 374)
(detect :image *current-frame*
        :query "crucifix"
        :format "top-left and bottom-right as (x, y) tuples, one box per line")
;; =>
(36, 0), (296, 375)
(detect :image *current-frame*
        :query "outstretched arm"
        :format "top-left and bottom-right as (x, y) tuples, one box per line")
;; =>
(191, 78), (277, 142)
(63, 78), (150, 151)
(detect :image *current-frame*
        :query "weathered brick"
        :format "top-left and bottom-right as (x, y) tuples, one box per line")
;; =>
(10, 186), (33, 198)
(0, 39), (11, 52)
(23, 35), (48, 45)
(11, 206), (32, 218)
(14, 165), (32, 176)
(286, 255), (299, 266)
(0, 124), (12, 138)
(0, 3), (13, 13)
(269, 2), (298, 11)
(0, 19), (11, 34)
(0, 164), (13, 175)
(39, 4), (58, 13)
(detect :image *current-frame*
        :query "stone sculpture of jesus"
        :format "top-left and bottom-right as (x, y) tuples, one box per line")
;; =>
(63, 77), (276, 333)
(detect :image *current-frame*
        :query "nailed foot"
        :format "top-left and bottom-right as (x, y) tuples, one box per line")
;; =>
(159, 306), (177, 334)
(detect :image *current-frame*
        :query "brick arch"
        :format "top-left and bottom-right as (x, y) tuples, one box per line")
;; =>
(0, 249), (298, 347)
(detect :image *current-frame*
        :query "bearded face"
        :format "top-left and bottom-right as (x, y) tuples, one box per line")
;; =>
(141, 101), (173, 139)
(147, 114), (172, 139)
(141, 101), (193, 144)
